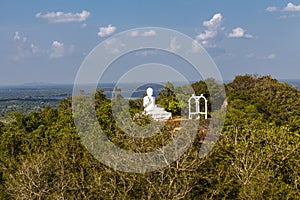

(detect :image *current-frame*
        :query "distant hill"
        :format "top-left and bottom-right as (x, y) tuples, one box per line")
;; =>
(281, 79), (300, 89)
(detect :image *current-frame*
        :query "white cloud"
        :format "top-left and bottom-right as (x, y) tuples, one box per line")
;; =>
(200, 40), (217, 48)
(192, 40), (201, 53)
(196, 13), (225, 47)
(49, 41), (64, 58)
(97, 24), (116, 37)
(266, 3), (300, 19)
(203, 13), (223, 29)
(135, 49), (158, 57)
(81, 23), (87, 29)
(68, 45), (76, 54)
(283, 2), (300, 11)
(197, 30), (217, 40)
(266, 3), (300, 13)
(104, 38), (125, 54)
(12, 32), (76, 60)
(105, 38), (117, 46)
(245, 53), (255, 58)
(30, 44), (39, 54)
(266, 53), (276, 59)
(35, 10), (90, 23)
(128, 30), (157, 37)
(278, 13), (300, 19)
(141, 30), (157, 37)
(13, 32), (20, 41)
(129, 30), (139, 37)
(266, 6), (278, 12)
(22, 37), (27, 43)
(169, 37), (181, 51)
(12, 31), (41, 60)
(195, 13), (254, 50)
(228, 27), (253, 39)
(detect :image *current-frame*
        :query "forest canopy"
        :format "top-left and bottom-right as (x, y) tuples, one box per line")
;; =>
(0, 75), (299, 199)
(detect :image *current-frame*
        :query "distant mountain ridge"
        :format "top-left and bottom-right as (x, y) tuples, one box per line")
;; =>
(1, 78), (300, 88)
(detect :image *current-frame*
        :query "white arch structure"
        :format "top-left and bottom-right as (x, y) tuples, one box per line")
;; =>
(188, 94), (208, 119)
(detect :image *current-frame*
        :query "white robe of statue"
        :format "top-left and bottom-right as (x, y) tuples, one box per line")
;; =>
(143, 88), (156, 112)
(143, 87), (171, 120)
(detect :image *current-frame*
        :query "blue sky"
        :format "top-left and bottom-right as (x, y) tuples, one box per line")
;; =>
(1, 0), (300, 85)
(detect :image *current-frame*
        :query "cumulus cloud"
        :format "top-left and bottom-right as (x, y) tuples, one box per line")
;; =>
(228, 27), (253, 39)
(13, 32), (21, 41)
(283, 2), (300, 11)
(129, 30), (139, 37)
(266, 3), (300, 19)
(266, 53), (276, 60)
(203, 13), (223, 29)
(30, 44), (39, 55)
(128, 30), (157, 37)
(12, 31), (41, 60)
(195, 13), (255, 51)
(192, 40), (201, 53)
(81, 23), (87, 29)
(35, 10), (90, 23)
(197, 30), (217, 40)
(49, 41), (64, 58)
(97, 24), (116, 37)
(169, 37), (181, 51)
(266, 6), (278, 12)
(245, 53), (255, 59)
(279, 13), (300, 19)
(196, 13), (224, 47)
(104, 38), (125, 54)
(12, 31), (76, 60)
(266, 3), (300, 12)
(135, 49), (158, 57)
(141, 30), (157, 37)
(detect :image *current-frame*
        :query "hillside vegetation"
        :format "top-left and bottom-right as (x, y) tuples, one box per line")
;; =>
(0, 75), (299, 199)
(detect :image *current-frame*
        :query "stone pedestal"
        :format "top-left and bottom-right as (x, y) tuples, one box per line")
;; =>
(146, 106), (172, 120)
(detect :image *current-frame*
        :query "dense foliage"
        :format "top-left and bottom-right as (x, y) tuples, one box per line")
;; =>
(0, 75), (299, 199)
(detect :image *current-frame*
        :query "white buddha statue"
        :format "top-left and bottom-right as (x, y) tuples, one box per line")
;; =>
(143, 87), (159, 112)
(143, 87), (172, 120)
